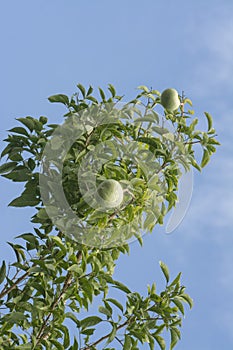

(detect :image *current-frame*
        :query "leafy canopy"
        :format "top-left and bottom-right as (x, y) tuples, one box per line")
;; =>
(0, 84), (219, 349)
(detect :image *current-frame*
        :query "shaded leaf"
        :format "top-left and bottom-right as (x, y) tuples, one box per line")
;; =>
(0, 162), (18, 174)
(87, 85), (94, 96)
(8, 194), (40, 207)
(108, 84), (116, 97)
(2, 168), (30, 182)
(0, 260), (6, 284)
(15, 233), (38, 246)
(77, 84), (86, 98)
(123, 334), (132, 350)
(99, 87), (106, 101)
(5, 312), (27, 323)
(8, 127), (29, 136)
(16, 117), (35, 132)
(48, 94), (69, 105)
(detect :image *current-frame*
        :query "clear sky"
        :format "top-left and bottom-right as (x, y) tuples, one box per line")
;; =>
(0, 0), (233, 349)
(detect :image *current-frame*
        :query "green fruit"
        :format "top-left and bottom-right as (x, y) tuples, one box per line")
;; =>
(160, 88), (180, 111)
(97, 179), (123, 209)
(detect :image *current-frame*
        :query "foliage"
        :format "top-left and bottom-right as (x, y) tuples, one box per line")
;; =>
(0, 84), (219, 349)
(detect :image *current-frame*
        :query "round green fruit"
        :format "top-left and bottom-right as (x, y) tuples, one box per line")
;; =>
(160, 88), (180, 112)
(97, 179), (123, 209)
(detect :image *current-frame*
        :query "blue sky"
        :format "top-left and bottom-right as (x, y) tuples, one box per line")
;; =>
(0, 0), (233, 349)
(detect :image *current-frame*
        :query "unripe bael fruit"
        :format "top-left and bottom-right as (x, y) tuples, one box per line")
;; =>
(160, 88), (180, 112)
(97, 179), (123, 209)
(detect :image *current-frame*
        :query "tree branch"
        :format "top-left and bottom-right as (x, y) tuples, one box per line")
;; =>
(81, 319), (129, 350)
(0, 270), (30, 299)
(34, 250), (82, 346)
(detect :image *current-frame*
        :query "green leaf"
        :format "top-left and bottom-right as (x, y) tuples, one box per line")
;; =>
(137, 136), (161, 150)
(179, 293), (193, 309)
(28, 158), (36, 171)
(80, 316), (102, 328)
(151, 89), (161, 96)
(67, 264), (82, 274)
(50, 235), (67, 254)
(144, 212), (156, 231)
(108, 84), (116, 97)
(208, 137), (220, 145)
(98, 305), (112, 317)
(28, 266), (42, 274)
(16, 117), (35, 132)
(0, 144), (12, 158)
(123, 334), (132, 350)
(8, 127), (29, 136)
(172, 297), (185, 315)
(13, 344), (32, 350)
(70, 338), (79, 350)
(159, 261), (170, 283)
(134, 116), (157, 123)
(105, 323), (117, 345)
(204, 112), (213, 131)
(57, 325), (70, 347)
(168, 272), (182, 288)
(5, 311), (27, 323)
(105, 298), (124, 313)
(7, 242), (21, 262)
(190, 158), (202, 172)
(48, 94), (69, 105)
(77, 84), (86, 98)
(15, 233), (38, 246)
(111, 280), (131, 294)
(137, 85), (149, 92)
(81, 328), (95, 335)
(2, 168), (30, 182)
(154, 335), (166, 350)
(50, 339), (64, 350)
(8, 194), (40, 207)
(65, 312), (80, 327)
(0, 162), (18, 174)
(87, 85), (94, 96)
(99, 87), (106, 101)
(170, 328), (179, 350)
(33, 119), (43, 132)
(201, 149), (210, 168)
(86, 95), (98, 104)
(0, 260), (6, 284)
(183, 98), (193, 106)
